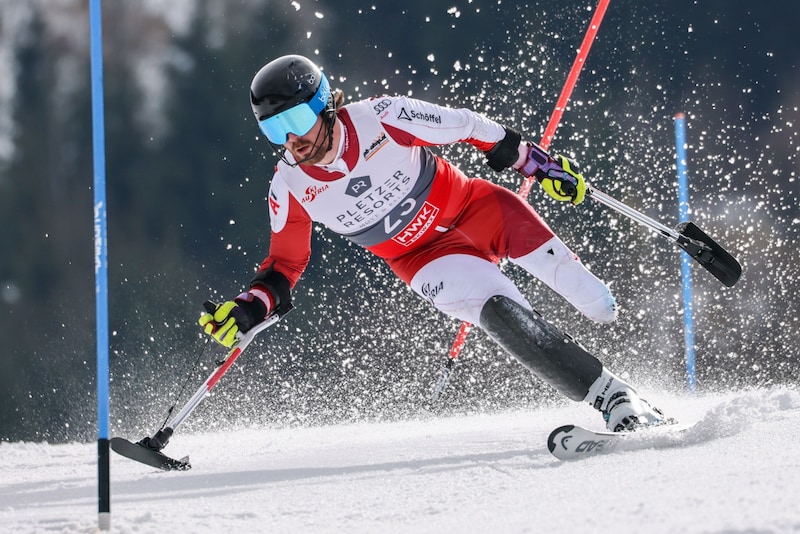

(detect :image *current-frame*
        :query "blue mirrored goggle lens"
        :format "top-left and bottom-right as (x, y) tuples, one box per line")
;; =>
(258, 104), (319, 145)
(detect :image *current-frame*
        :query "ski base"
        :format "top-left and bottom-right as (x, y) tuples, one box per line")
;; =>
(547, 421), (689, 461)
(110, 437), (191, 471)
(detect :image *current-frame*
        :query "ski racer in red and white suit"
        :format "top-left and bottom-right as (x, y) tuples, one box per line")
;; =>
(261, 95), (616, 326)
(200, 55), (668, 433)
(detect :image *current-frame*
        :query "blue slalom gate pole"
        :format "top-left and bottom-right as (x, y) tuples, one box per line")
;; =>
(89, 0), (111, 529)
(674, 113), (696, 393)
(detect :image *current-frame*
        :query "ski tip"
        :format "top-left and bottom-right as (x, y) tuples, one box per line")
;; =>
(547, 425), (575, 453)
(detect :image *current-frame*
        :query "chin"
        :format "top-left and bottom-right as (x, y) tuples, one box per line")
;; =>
(295, 145), (326, 165)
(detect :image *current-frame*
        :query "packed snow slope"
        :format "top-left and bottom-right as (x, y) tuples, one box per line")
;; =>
(2, 387), (799, 533)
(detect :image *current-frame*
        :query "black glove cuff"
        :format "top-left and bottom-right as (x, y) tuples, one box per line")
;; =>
(233, 295), (268, 331)
(250, 263), (292, 315)
(485, 127), (522, 172)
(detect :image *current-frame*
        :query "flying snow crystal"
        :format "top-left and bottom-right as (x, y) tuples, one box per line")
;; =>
(1, 282), (21, 304)
(315, 12), (324, 19)
(291, 1), (300, 10)
(427, 54), (435, 62)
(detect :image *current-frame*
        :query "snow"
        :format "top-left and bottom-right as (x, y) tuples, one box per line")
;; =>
(2, 387), (799, 533)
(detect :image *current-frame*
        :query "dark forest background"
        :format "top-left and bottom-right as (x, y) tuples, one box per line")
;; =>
(1, 0), (798, 443)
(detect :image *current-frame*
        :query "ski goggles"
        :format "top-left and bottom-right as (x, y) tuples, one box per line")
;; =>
(258, 74), (331, 145)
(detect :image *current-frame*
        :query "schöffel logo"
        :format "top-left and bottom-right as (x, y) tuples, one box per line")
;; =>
(392, 202), (439, 247)
(345, 176), (372, 198)
(363, 133), (389, 160)
(397, 107), (442, 124)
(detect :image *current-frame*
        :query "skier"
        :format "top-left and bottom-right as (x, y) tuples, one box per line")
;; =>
(199, 54), (666, 432)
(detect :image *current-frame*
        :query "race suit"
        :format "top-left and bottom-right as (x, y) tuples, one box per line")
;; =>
(259, 96), (616, 326)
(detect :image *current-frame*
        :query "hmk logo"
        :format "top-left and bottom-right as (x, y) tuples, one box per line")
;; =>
(392, 202), (439, 247)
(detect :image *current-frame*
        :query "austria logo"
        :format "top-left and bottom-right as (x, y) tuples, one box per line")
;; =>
(301, 184), (329, 203)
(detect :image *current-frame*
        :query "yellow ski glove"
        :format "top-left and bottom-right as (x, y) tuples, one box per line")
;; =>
(537, 154), (586, 205)
(198, 292), (269, 348)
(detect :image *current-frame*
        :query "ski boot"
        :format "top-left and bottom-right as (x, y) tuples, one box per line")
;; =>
(602, 389), (667, 432)
(586, 368), (669, 432)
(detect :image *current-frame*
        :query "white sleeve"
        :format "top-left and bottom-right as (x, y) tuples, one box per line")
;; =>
(377, 96), (507, 148)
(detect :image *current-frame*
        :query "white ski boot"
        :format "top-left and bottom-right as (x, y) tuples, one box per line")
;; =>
(602, 389), (666, 432)
(585, 368), (667, 432)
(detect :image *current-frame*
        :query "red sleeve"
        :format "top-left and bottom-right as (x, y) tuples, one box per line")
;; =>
(258, 191), (312, 288)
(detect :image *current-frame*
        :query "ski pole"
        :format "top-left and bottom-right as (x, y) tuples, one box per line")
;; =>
(586, 185), (741, 287)
(432, 0), (612, 405)
(141, 305), (291, 451)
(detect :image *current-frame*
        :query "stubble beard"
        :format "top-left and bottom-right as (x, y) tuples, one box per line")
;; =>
(290, 118), (333, 166)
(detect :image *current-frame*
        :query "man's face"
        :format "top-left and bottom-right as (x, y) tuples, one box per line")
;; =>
(284, 115), (329, 165)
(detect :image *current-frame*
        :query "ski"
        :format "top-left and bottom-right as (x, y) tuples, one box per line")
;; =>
(547, 425), (624, 460)
(110, 437), (191, 471)
(547, 421), (691, 461)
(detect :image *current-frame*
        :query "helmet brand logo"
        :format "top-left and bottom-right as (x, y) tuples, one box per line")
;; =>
(297, 73), (316, 90)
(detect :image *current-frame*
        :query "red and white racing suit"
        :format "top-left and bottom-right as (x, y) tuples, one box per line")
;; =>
(260, 96), (616, 326)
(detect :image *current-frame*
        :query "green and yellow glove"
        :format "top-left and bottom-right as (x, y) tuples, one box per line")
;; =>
(199, 291), (270, 348)
(536, 154), (586, 205)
